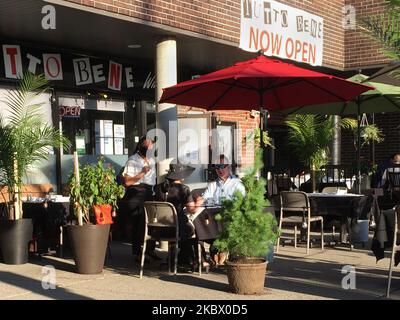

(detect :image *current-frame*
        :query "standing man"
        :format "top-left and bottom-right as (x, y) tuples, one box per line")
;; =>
(120, 136), (160, 261)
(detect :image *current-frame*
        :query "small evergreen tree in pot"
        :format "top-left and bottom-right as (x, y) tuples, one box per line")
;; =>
(213, 151), (280, 294)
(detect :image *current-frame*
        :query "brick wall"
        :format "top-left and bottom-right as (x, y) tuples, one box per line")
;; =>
(344, 0), (391, 70)
(63, 0), (391, 70)
(341, 113), (400, 168)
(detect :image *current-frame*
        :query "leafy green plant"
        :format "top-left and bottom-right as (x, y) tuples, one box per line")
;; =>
(285, 115), (355, 191)
(69, 157), (125, 224)
(245, 127), (275, 149)
(213, 150), (280, 260)
(359, 0), (400, 60)
(0, 73), (70, 219)
(359, 124), (385, 147)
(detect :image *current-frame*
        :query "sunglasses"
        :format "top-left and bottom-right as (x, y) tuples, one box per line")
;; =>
(214, 164), (229, 170)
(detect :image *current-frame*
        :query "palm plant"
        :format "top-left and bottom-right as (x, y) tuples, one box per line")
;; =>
(359, 0), (400, 62)
(286, 115), (355, 191)
(0, 73), (70, 220)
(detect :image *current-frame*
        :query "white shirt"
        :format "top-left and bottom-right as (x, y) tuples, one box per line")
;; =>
(202, 175), (245, 205)
(123, 153), (156, 186)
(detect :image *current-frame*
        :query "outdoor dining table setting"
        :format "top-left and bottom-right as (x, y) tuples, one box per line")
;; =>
(22, 196), (71, 255)
(306, 192), (376, 243)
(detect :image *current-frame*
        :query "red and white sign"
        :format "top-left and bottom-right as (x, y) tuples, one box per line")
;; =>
(240, 0), (324, 66)
(2, 45), (23, 78)
(59, 105), (81, 118)
(1, 44), (154, 91)
(43, 54), (63, 80)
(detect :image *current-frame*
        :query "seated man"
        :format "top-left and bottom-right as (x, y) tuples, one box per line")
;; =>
(374, 153), (400, 188)
(198, 154), (246, 265)
(202, 154), (245, 206)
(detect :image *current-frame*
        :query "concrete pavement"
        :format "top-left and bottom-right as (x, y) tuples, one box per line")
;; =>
(0, 239), (399, 300)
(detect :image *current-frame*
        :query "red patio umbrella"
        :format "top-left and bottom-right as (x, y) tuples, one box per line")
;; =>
(160, 54), (373, 112)
(159, 53), (373, 176)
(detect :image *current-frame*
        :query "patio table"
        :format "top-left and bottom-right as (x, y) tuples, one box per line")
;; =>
(22, 198), (70, 255)
(307, 193), (374, 243)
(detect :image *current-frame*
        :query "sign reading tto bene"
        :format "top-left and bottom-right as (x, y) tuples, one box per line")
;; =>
(240, 0), (324, 66)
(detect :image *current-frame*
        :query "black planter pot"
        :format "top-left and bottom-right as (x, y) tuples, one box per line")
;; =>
(0, 219), (33, 264)
(67, 224), (110, 274)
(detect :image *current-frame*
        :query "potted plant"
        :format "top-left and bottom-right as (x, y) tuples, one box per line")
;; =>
(286, 114), (355, 192)
(0, 73), (70, 264)
(213, 151), (280, 294)
(68, 156), (125, 274)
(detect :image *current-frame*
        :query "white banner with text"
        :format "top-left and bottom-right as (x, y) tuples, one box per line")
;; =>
(240, 0), (324, 66)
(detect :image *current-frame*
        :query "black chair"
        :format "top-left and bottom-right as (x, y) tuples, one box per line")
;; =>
(141, 201), (179, 278)
(386, 167), (400, 200)
(277, 191), (324, 254)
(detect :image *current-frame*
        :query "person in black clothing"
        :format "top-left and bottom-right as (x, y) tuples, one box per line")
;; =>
(372, 153), (400, 188)
(118, 136), (158, 262)
(154, 163), (195, 266)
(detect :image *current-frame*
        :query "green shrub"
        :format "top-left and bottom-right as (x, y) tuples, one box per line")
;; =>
(69, 157), (125, 224)
(213, 151), (280, 260)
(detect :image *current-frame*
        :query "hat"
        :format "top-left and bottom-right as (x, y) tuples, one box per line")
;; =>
(166, 163), (195, 180)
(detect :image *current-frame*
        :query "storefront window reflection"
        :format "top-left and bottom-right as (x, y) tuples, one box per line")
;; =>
(59, 96), (126, 155)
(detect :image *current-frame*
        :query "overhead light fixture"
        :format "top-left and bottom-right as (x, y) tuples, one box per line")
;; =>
(127, 44), (142, 49)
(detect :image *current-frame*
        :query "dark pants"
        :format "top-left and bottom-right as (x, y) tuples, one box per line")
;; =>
(119, 184), (154, 255)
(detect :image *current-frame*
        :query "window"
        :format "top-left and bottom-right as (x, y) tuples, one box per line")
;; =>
(59, 96), (126, 155)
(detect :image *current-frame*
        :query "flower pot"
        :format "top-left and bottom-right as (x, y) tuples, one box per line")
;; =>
(0, 218), (33, 264)
(225, 258), (267, 294)
(67, 224), (110, 274)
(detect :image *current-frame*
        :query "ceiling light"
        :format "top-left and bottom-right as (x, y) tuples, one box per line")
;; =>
(127, 44), (142, 49)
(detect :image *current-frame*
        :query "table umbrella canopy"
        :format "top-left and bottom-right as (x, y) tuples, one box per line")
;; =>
(282, 74), (400, 115)
(368, 61), (400, 87)
(159, 55), (373, 111)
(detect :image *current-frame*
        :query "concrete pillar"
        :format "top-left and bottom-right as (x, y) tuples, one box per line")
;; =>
(155, 38), (177, 252)
(155, 37), (177, 182)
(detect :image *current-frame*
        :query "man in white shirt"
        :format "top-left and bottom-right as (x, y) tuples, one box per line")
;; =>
(119, 137), (160, 261)
(202, 155), (245, 206)
(200, 155), (245, 265)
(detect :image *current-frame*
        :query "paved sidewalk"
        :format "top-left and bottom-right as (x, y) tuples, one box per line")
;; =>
(0, 240), (398, 300)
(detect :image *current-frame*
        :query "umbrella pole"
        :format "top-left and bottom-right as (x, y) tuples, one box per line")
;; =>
(357, 98), (361, 194)
(259, 89), (267, 181)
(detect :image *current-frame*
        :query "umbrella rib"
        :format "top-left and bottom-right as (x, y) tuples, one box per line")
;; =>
(382, 95), (400, 111)
(366, 63), (400, 82)
(159, 82), (208, 103)
(207, 84), (236, 111)
(339, 101), (349, 116)
(262, 78), (303, 92)
(302, 78), (347, 101)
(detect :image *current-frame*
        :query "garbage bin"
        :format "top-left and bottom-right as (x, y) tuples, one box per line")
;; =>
(350, 220), (369, 243)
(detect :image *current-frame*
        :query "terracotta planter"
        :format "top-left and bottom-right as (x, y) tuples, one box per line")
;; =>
(225, 258), (267, 294)
(67, 224), (110, 274)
